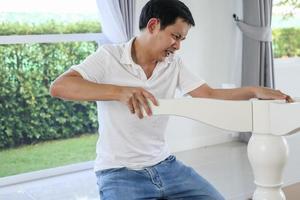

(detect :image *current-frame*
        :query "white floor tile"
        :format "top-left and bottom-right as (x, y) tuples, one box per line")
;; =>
(1, 140), (300, 200)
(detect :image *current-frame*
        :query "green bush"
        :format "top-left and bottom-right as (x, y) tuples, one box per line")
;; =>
(0, 21), (101, 149)
(272, 28), (300, 58)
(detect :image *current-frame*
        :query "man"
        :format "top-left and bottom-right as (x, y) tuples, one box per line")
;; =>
(50, 0), (292, 199)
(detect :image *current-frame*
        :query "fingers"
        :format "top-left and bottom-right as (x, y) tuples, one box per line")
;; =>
(277, 90), (294, 103)
(132, 93), (153, 118)
(137, 93), (152, 116)
(272, 89), (294, 103)
(127, 98), (135, 114)
(286, 95), (294, 103)
(127, 89), (158, 119)
(254, 87), (294, 103)
(121, 87), (158, 119)
(268, 88), (294, 103)
(130, 94), (149, 119)
(142, 91), (158, 106)
(131, 94), (143, 119)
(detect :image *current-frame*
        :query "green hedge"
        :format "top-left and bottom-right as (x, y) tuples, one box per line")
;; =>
(0, 21), (101, 149)
(273, 28), (300, 58)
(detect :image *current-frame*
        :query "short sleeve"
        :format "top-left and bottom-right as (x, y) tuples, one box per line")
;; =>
(70, 46), (109, 83)
(177, 57), (206, 95)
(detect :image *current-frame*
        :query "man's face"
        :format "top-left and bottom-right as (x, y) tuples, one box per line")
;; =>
(150, 18), (191, 61)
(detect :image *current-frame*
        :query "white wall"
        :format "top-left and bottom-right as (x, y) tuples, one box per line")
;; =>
(135, 0), (243, 152)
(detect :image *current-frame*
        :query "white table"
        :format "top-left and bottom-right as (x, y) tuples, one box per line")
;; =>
(149, 98), (300, 200)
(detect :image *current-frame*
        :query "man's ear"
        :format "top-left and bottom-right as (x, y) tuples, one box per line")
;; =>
(146, 18), (160, 33)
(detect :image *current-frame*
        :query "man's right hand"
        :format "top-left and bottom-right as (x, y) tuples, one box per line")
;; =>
(118, 86), (158, 119)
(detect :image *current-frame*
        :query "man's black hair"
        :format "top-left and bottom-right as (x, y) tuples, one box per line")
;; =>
(139, 0), (195, 30)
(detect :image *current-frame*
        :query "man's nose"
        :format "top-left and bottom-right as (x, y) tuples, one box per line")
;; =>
(173, 40), (181, 50)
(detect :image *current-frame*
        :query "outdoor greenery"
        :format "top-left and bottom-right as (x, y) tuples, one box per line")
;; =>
(273, 28), (300, 57)
(0, 21), (101, 149)
(273, 1), (300, 57)
(0, 134), (98, 177)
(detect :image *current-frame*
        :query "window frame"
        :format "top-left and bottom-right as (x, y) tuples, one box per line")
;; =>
(0, 31), (106, 185)
(0, 33), (106, 45)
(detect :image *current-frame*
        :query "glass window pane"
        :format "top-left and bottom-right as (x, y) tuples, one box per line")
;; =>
(0, 41), (98, 176)
(272, 0), (300, 97)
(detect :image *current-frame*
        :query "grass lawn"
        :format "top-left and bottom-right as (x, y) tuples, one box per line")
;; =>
(0, 134), (98, 178)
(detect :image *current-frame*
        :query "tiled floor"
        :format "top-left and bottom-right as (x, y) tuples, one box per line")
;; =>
(1, 136), (300, 200)
(0, 169), (99, 200)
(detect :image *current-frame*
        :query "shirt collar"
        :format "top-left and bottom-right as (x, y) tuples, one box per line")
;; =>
(120, 37), (175, 66)
(120, 37), (136, 65)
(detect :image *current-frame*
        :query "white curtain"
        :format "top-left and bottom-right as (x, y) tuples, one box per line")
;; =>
(96, 0), (135, 44)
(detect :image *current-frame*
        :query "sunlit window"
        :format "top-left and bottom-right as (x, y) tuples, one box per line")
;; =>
(0, 0), (101, 177)
(272, 0), (300, 97)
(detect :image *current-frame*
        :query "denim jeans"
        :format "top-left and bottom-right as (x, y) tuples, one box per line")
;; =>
(95, 155), (225, 200)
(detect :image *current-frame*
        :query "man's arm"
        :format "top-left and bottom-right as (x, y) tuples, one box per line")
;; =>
(188, 83), (293, 102)
(50, 69), (120, 101)
(50, 69), (158, 118)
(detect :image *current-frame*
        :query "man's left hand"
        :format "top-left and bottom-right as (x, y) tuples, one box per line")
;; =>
(254, 87), (294, 103)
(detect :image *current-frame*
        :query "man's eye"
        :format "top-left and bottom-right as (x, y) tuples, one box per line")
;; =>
(171, 34), (179, 40)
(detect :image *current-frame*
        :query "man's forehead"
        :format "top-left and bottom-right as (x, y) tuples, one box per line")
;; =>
(169, 17), (190, 26)
(164, 19), (190, 34)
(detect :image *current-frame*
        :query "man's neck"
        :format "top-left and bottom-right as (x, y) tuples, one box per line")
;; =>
(131, 36), (158, 68)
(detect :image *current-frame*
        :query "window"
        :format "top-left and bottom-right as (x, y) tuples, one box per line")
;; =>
(272, 0), (300, 97)
(0, 0), (103, 178)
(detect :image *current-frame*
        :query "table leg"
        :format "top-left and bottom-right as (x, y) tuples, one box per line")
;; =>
(247, 133), (289, 200)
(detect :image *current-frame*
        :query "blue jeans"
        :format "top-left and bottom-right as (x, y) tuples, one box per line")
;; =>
(95, 155), (225, 200)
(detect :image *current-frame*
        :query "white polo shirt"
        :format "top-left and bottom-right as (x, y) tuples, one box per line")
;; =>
(71, 38), (205, 171)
